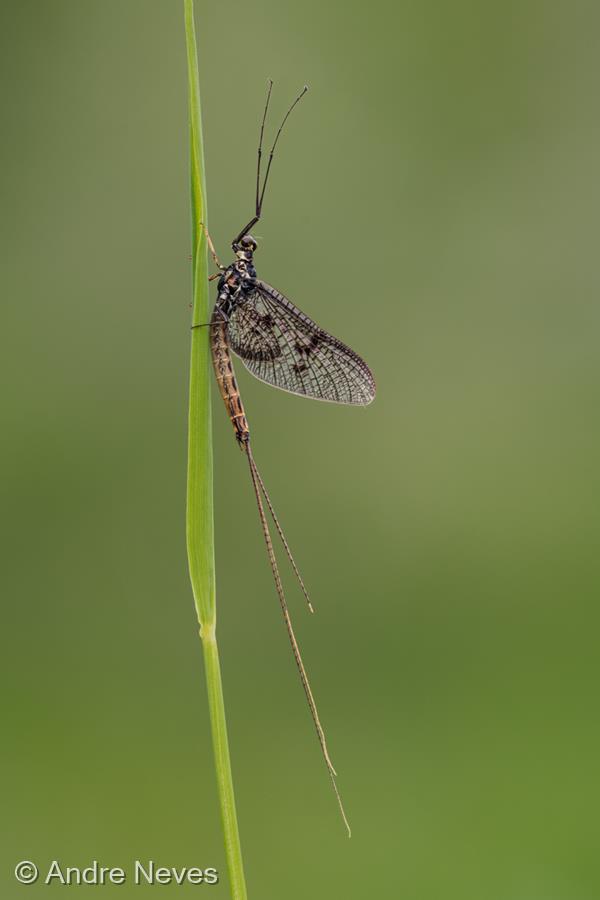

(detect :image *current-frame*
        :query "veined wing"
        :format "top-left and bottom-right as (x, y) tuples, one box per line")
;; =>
(226, 280), (376, 405)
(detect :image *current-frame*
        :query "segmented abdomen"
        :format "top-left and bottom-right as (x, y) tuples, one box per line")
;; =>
(210, 315), (250, 446)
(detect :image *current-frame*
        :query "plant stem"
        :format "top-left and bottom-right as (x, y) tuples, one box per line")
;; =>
(184, 3), (248, 897)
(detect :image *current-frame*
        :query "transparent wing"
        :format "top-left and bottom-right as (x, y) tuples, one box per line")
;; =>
(226, 280), (376, 405)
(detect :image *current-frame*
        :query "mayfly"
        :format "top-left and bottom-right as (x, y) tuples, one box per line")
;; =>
(196, 82), (375, 836)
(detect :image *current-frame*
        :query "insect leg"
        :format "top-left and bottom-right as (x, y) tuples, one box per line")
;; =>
(198, 221), (225, 270)
(232, 84), (308, 246)
(257, 85), (308, 214)
(256, 80), (274, 216)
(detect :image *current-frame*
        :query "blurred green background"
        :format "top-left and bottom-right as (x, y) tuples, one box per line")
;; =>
(2, 1), (599, 897)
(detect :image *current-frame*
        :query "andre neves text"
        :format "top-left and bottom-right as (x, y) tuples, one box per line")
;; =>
(42, 859), (219, 885)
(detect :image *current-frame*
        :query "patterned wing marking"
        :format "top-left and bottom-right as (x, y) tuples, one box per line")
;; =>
(226, 281), (376, 405)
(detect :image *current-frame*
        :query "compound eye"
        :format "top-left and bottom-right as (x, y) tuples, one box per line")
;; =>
(241, 235), (257, 252)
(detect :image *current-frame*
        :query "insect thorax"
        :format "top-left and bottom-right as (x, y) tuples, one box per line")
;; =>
(216, 261), (257, 319)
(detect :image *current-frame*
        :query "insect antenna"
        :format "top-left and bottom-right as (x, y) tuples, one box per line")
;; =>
(245, 443), (351, 837)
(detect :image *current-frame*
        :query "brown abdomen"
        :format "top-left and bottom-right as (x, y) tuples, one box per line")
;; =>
(210, 315), (250, 447)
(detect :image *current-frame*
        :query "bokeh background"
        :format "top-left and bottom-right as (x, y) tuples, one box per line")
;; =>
(2, 1), (599, 897)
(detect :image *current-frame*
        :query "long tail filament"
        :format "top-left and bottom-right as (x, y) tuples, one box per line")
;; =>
(244, 442), (351, 837)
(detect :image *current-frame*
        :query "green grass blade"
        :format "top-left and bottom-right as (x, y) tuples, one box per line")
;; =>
(183, 2), (248, 897)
